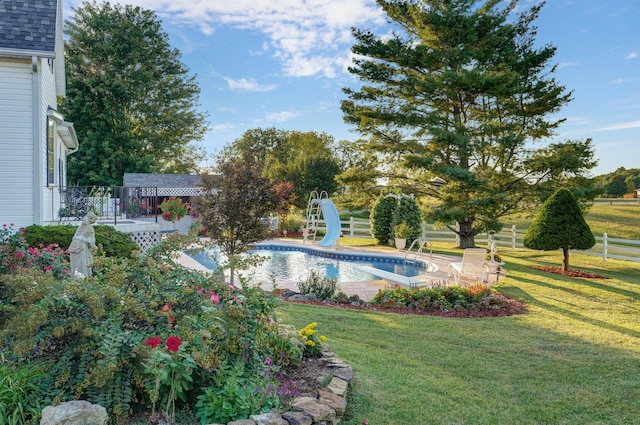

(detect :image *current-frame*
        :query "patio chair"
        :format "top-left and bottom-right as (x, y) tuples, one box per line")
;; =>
(448, 248), (487, 284)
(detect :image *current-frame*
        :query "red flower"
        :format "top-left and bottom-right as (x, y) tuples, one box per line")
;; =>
(145, 337), (162, 348)
(166, 335), (182, 353)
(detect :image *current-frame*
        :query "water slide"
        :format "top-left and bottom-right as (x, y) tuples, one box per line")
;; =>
(317, 199), (341, 247)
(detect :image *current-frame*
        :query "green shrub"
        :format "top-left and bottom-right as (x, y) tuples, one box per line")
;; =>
(370, 195), (397, 245)
(370, 283), (492, 310)
(393, 222), (413, 239)
(283, 212), (305, 233)
(195, 360), (281, 423)
(0, 225), (69, 278)
(391, 196), (422, 245)
(22, 224), (138, 258)
(297, 271), (337, 300)
(0, 235), (302, 422)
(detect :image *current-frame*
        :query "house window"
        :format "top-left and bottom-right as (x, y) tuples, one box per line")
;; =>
(58, 158), (64, 186)
(47, 117), (55, 185)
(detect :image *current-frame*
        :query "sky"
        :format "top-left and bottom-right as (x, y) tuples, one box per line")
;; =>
(64, 0), (640, 176)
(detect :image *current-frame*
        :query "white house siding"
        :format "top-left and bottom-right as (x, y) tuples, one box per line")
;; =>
(0, 59), (35, 228)
(41, 58), (59, 222)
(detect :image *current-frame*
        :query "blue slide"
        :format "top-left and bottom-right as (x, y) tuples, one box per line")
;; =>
(318, 199), (341, 247)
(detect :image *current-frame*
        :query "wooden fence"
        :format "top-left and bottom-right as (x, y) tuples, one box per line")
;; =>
(336, 218), (640, 263)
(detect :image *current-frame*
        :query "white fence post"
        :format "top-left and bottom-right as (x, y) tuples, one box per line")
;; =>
(349, 217), (355, 236)
(455, 222), (460, 246)
(603, 232), (608, 262)
(512, 225), (516, 249)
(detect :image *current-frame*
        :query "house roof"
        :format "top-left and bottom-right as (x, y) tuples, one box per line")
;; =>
(0, 0), (58, 54)
(124, 173), (204, 188)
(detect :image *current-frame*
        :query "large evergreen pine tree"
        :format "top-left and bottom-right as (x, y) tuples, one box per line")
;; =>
(342, 0), (597, 248)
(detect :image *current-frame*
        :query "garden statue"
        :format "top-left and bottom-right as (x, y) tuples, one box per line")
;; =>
(69, 212), (98, 278)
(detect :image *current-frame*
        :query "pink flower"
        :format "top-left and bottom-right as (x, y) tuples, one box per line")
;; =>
(43, 265), (53, 272)
(210, 293), (220, 304)
(166, 335), (182, 353)
(145, 337), (162, 348)
(15, 252), (24, 259)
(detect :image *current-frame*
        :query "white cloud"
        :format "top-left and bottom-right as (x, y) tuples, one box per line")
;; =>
(558, 61), (579, 69)
(67, 0), (386, 78)
(263, 111), (300, 122)
(612, 77), (640, 84)
(224, 78), (276, 92)
(596, 120), (640, 131)
(626, 52), (638, 60)
(216, 106), (237, 113)
(209, 123), (237, 132)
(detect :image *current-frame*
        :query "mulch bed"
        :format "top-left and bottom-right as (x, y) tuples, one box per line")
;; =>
(529, 266), (610, 279)
(284, 294), (528, 318)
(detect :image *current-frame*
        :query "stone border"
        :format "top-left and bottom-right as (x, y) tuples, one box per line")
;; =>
(221, 347), (353, 425)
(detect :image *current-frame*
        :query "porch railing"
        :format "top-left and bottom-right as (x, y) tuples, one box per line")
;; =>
(53, 186), (159, 225)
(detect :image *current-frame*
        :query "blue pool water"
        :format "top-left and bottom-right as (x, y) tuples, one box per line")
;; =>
(189, 243), (429, 283)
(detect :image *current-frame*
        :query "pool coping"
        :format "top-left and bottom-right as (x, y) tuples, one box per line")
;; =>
(176, 238), (460, 301)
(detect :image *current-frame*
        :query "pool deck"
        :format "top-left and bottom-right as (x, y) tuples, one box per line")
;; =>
(174, 238), (488, 302)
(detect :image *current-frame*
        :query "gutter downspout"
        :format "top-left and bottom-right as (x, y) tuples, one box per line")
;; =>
(32, 56), (44, 224)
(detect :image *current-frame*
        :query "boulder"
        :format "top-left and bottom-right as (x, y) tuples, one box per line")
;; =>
(41, 400), (108, 425)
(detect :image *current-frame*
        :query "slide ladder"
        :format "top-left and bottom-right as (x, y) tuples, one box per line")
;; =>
(304, 191), (328, 242)
(403, 239), (433, 264)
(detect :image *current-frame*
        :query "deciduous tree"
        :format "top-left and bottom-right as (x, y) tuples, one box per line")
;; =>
(223, 128), (342, 208)
(342, 0), (597, 248)
(196, 152), (278, 285)
(62, 1), (208, 186)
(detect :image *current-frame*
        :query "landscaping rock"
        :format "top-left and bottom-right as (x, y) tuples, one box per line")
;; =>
(40, 400), (108, 425)
(228, 420), (255, 425)
(292, 397), (337, 424)
(326, 377), (348, 397)
(332, 367), (354, 383)
(317, 390), (347, 416)
(281, 411), (313, 425)
(250, 411), (288, 425)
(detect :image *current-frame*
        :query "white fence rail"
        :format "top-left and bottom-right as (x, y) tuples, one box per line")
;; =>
(334, 218), (640, 263)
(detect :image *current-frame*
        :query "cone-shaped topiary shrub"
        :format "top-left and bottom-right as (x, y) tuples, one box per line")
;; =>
(392, 196), (422, 246)
(523, 188), (595, 271)
(370, 195), (397, 245)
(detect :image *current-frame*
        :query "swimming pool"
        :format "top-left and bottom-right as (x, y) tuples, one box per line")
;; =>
(189, 243), (431, 283)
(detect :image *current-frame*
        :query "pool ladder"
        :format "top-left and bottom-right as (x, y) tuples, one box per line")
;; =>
(304, 191), (328, 242)
(404, 239), (433, 264)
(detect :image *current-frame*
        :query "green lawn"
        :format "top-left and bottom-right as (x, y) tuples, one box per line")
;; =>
(276, 246), (640, 425)
(585, 203), (640, 240)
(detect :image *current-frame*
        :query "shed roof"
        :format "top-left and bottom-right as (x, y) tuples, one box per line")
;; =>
(0, 0), (58, 53)
(124, 173), (203, 188)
